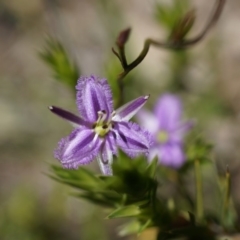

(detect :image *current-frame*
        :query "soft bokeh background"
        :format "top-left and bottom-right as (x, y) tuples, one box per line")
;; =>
(1, 0), (240, 239)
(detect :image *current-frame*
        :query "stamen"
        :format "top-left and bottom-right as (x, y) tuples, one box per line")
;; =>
(97, 110), (107, 124)
(106, 111), (115, 124)
(97, 110), (104, 116)
(101, 113), (107, 123)
(100, 110), (108, 124)
(96, 111), (103, 124)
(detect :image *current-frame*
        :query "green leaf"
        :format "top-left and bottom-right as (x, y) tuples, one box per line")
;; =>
(118, 220), (141, 237)
(74, 192), (117, 207)
(155, 0), (190, 30)
(146, 157), (158, 178)
(113, 150), (149, 174)
(50, 165), (100, 190)
(138, 219), (153, 234)
(107, 205), (141, 219)
(40, 37), (79, 89)
(119, 219), (153, 237)
(185, 136), (213, 164)
(179, 134), (214, 174)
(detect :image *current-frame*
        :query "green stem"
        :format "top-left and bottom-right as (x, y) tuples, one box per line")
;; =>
(194, 160), (203, 222)
(177, 174), (194, 210)
(118, 46), (128, 69)
(222, 166), (230, 225)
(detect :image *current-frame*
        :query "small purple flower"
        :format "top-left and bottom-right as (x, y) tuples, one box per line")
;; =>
(138, 94), (192, 168)
(49, 75), (151, 175)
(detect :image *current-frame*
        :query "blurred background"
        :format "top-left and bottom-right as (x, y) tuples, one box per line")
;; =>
(1, 0), (240, 239)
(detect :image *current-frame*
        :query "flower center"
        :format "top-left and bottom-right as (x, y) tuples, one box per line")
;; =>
(157, 130), (169, 143)
(94, 123), (111, 137)
(93, 110), (113, 137)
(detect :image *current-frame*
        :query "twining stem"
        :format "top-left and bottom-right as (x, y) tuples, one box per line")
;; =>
(113, 0), (226, 107)
(194, 160), (203, 222)
(185, 0), (226, 46)
(115, 39), (170, 107)
(119, 46), (128, 69)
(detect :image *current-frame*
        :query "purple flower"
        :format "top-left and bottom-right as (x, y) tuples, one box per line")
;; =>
(138, 94), (192, 168)
(49, 75), (151, 175)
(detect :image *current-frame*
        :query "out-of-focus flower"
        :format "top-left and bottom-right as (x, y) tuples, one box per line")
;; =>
(138, 94), (192, 168)
(49, 75), (151, 175)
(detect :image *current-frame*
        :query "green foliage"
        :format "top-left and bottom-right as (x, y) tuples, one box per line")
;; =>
(50, 151), (158, 209)
(50, 152), (171, 236)
(49, 141), (239, 238)
(40, 38), (80, 89)
(183, 136), (213, 172)
(155, 0), (190, 32)
(169, 10), (195, 42)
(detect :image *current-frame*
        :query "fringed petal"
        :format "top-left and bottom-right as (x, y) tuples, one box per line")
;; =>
(54, 128), (103, 169)
(113, 121), (152, 158)
(76, 75), (113, 122)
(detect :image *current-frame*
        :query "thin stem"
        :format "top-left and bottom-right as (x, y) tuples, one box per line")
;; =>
(125, 0), (225, 72)
(222, 166), (231, 225)
(176, 174), (195, 210)
(184, 0), (226, 46)
(115, 39), (167, 107)
(112, 47), (122, 63)
(118, 46), (128, 69)
(114, 0), (226, 106)
(194, 160), (203, 222)
(127, 39), (169, 70)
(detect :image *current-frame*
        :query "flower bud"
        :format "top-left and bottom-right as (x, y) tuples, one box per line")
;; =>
(169, 10), (196, 43)
(116, 28), (131, 48)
